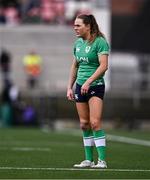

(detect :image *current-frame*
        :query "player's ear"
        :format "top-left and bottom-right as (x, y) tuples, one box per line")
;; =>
(86, 24), (90, 31)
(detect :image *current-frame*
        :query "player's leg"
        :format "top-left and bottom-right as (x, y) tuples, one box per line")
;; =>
(89, 96), (107, 168)
(74, 102), (95, 167)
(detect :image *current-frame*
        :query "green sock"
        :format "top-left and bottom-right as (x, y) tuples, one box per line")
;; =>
(93, 129), (106, 161)
(83, 129), (94, 161)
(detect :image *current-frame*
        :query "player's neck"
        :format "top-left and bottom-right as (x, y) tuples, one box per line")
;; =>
(83, 33), (91, 42)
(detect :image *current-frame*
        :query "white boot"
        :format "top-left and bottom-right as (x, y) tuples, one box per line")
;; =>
(92, 160), (107, 168)
(74, 160), (95, 168)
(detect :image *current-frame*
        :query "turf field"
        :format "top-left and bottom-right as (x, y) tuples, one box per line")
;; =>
(0, 127), (150, 179)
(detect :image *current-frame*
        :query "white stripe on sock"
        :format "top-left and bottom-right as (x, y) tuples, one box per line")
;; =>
(94, 138), (106, 147)
(83, 137), (95, 146)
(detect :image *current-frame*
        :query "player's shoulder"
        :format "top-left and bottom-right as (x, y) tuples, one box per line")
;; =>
(95, 36), (108, 44)
(95, 36), (109, 48)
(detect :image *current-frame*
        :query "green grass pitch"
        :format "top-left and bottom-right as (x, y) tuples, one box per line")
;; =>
(0, 127), (150, 179)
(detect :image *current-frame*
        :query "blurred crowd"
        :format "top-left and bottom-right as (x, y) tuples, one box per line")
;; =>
(0, 0), (92, 25)
(0, 48), (42, 127)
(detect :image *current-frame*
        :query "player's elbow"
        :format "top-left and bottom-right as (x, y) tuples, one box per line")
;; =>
(102, 65), (108, 73)
(105, 66), (108, 72)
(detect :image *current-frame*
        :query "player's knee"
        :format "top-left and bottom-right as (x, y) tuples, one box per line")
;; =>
(90, 120), (100, 131)
(80, 121), (90, 130)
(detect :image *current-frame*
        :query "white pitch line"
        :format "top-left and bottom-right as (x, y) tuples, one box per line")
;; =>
(0, 167), (150, 172)
(12, 147), (51, 151)
(0, 147), (51, 152)
(107, 134), (150, 147)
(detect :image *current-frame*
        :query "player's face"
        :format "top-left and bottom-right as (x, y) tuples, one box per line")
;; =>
(74, 18), (90, 39)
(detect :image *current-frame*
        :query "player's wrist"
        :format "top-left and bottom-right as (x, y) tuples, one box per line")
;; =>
(86, 78), (93, 85)
(67, 86), (72, 90)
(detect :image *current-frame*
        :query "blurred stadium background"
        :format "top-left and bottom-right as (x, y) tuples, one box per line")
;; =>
(0, 0), (150, 131)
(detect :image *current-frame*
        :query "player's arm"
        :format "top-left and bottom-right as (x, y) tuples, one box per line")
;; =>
(67, 58), (78, 100)
(87, 54), (108, 84)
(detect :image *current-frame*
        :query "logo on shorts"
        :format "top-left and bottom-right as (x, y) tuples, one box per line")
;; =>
(75, 94), (78, 100)
(91, 91), (95, 95)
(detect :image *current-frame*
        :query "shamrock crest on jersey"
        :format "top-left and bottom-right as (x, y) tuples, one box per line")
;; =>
(85, 46), (91, 53)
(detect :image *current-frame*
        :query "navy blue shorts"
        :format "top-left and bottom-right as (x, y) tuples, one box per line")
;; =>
(75, 83), (105, 102)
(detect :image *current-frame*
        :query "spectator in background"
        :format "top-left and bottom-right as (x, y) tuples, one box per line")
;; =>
(0, 0), (20, 25)
(4, 5), (20, 25)
(0, 80), (19, 127)
(0, 49), (12, 86)
(23, 49), (42, 88)
(40, 0), (65, 24)
(19, 0), (41, 23)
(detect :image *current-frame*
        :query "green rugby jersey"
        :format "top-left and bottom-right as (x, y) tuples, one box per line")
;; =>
(73, 36), (109, 86)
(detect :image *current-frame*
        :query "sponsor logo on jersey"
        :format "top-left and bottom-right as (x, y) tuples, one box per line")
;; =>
(77, 56), (89, 63)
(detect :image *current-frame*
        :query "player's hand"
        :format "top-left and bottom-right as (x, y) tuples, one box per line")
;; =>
(67, 88), (74, 101)
(81, 82), (90, 95)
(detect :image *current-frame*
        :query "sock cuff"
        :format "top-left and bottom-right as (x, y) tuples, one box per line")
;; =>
(83, 129), (93, 138)
(93, 129), (105, 138)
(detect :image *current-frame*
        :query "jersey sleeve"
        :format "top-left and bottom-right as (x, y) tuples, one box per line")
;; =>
(97, 37), (110, 56)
